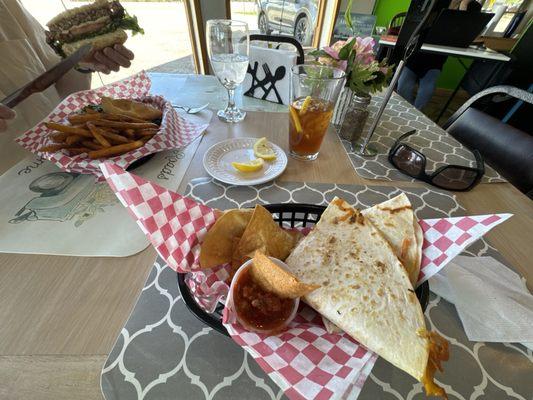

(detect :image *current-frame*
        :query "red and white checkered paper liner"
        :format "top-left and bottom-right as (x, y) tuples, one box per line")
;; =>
(100, 163), (512, 400)
(15, 71), (207, 180)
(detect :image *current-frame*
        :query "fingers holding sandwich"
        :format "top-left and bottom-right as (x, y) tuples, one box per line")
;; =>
(89, 44), (135, 74)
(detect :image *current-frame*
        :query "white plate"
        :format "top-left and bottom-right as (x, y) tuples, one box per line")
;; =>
(203, 138), (287, 186)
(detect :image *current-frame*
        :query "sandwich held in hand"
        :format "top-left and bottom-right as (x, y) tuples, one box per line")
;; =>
(285, 197), (449, 398)
(39, 97), (161, 159)
(46, 0), (144, 57)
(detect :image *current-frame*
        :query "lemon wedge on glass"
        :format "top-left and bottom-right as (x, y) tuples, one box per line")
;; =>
(253, 137), (277, 161)
(289, 106), (303, 133)
(231, 158), (264, 172)
(300, 95), (312, 114)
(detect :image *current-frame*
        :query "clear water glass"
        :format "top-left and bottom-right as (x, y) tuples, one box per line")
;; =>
(206, 20), (249, 123)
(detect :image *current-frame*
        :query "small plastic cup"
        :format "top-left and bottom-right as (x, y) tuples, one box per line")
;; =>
(228, 257), (299, 334)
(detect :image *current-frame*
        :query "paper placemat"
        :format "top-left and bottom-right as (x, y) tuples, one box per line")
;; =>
(0, 109), (210, 257)
(339, 92), (505, 184)
(101, 179), (531, 400)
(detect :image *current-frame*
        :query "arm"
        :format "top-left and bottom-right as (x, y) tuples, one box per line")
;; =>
(0, 105), (16, 133)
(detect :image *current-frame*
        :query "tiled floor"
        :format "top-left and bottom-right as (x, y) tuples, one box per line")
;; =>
(424, 88), (470, 126)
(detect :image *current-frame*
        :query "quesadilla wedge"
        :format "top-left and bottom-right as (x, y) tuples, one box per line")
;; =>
(361, 194), (422, 286)
(285, 197), (448, 396)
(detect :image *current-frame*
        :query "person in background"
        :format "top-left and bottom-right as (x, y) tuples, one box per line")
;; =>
(0, 0), (134, 172)
(396, 0), (482, 110)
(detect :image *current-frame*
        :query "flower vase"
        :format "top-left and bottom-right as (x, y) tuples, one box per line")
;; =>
(331, 87), (353, 129)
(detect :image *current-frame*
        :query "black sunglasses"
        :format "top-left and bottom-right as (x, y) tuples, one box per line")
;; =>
(388, 130), (485, 191)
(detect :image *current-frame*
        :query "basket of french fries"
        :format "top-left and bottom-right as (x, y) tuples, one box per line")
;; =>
(15, 71), (208, 179)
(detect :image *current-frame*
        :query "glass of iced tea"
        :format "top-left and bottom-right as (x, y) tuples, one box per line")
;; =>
(289, 65), (345, 160)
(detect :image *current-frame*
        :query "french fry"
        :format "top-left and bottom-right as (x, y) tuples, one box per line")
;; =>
(65, 135), (84, 145)
(68, 147), (91, 155)
(38, 144), (71, 153)
(123, 128), (135, 139)
(136, 129), (159, 137)
(139, 135), (154, 143)
(101, 113), (150, 123)
(81, 140), (103, 150)
(49, 132), (68, 143)
(88, 140), (144, 159)
(98, 130), (131, 144)
(93, 120), (159, 130)
(87, 123), (111, 147)
(67, 113), (104, 124)
(45, 122), (92, 137)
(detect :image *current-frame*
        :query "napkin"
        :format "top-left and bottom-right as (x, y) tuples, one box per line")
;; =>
(99, 163), (513, 400)
(430, 256), (533, 349)
(243, 44), (297, 105)
(15, 71), (208, 180)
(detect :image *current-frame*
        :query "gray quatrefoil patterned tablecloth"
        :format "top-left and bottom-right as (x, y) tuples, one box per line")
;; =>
(101, 178), (532, 400)
(338, 93), (506, 184)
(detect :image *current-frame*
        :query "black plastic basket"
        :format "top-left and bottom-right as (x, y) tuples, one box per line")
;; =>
(177, 203), (430, 336)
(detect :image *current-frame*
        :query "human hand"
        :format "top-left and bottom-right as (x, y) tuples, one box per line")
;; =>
(79, 44), (135, 74)
(0, 105), (16, 132)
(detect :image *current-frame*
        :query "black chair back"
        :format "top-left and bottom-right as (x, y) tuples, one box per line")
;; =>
(387, 12), (407, 35)
(443, 86), (533, 198)
(249, 34), (305, 65)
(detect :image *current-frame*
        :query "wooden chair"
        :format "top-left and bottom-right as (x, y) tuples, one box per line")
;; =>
(387, 12), (407, 36)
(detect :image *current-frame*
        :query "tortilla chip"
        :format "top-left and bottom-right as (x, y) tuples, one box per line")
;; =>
(250, 251), (320, 299)
(199, 209), (253, 269)
(233, 204), (299, 267)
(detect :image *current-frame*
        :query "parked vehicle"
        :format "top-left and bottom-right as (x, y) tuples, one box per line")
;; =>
(255, 0), (318, 45)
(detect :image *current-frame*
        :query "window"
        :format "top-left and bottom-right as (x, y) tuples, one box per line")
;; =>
(231, 0), (324, 47)
(22, 0), (196, 87)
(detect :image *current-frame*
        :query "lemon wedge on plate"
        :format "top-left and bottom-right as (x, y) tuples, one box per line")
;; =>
(231, 158), (264, 172)
(253, 137), (277, 161)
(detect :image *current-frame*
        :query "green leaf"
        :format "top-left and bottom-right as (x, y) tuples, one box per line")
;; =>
(120, 13), (145, 35)
(338, 38), (354, 60)
(344, 0), (354, 34)
(308, 49), (330, 58)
